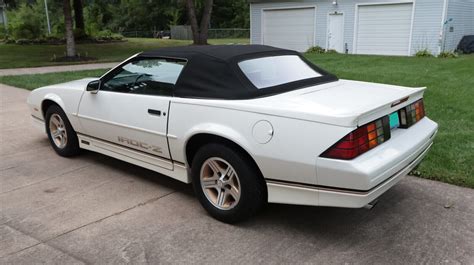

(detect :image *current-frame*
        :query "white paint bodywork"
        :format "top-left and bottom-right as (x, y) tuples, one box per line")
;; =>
(27, 61), (438, 208)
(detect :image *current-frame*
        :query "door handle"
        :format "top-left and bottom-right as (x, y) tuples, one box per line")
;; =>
(148, 109), (161, 116)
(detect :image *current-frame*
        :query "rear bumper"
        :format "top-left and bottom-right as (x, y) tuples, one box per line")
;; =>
(318, 139), (432, 207)
(316, 117), (438, 191)
(266, 117), (438, 208)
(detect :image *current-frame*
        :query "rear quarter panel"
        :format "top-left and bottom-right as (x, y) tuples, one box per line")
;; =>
(168, 100), (351, 185)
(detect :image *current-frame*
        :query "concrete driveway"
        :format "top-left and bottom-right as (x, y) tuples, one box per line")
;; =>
(1, 84), (473, 264)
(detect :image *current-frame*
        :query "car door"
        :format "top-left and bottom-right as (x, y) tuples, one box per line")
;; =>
(77, 57), (186, 169)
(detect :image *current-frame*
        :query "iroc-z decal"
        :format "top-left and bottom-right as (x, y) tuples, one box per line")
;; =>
(118, 136), (163, 154)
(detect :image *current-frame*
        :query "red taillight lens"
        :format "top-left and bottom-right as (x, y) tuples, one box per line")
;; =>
(321, 116), (391, 160)
(399, 99), (425, 128)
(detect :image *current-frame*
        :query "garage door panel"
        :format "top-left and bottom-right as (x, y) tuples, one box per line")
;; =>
(263, 8), (315, 52)
(355, 3), (413, 56)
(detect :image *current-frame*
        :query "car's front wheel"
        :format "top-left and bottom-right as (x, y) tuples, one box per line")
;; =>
(191, 143), (267, 223)
(45, 105), (80, 157)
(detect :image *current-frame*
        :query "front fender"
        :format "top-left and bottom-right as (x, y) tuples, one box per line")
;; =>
(43, 93), (67, 115)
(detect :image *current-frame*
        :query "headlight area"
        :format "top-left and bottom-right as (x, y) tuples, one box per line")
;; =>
(320, 99), (426, 160)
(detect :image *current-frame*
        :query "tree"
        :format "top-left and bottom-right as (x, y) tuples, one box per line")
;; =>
(211, 0), (249, 28)
(185, 0), (213, 45)
(73, 0), (84, 31)
(63, 0), (75, 57)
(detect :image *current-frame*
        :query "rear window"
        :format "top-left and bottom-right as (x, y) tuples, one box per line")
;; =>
(238, 55), (322, 89)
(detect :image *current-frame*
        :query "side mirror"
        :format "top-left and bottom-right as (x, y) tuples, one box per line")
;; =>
(86, 80), (100, 94)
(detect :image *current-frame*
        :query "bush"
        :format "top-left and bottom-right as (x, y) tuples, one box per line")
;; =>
(74, 28), (88, 40)
(9, 36), (63, 45)
(306, 46), (326, 54)
(7, 3), (45, 40)
(0, 25), (7, 40)
(438, 51), (458, 58)
(326, 49), (338, 54)
(93, 30), (124, 41)
(415, 49), (434, 57)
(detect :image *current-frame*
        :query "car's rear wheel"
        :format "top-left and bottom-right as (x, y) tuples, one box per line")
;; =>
(45, 105), (80, 157)
(191, 143), (266, 223)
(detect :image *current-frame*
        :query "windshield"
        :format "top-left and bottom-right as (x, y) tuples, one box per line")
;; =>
(238, 55), (322, 89)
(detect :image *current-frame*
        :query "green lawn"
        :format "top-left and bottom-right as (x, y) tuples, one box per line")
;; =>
(0, 69), (108, 90)
(0, 38), (249, 69)
(0, 53), (472, 188)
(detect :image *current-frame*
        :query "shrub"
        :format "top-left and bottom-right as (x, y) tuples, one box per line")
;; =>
(93, 30), (124, 41)
(74, 28), (88, 40)
(7, 3), (45, 40)
(95, 29), (113, 38)
(326, 49), (338, 54)
(0, 25), (7, 40)
(415, 49), (434, 57)
(438, 51), (458, 58)
(306, 46), (326, 54)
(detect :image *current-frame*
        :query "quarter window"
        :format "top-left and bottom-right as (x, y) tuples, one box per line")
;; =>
(101, 58), (186, 96)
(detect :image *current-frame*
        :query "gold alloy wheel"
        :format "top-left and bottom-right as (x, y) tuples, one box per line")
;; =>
(200, 157), (241, 210)
(49, 113), (68, 149)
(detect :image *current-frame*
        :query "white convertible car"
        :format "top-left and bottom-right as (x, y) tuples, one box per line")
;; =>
(27, 45), (438, 223)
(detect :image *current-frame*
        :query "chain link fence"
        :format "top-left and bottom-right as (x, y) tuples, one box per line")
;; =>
(121, 30), (157, 38)
(121, 27), (249, 40)
(208, 28), (250, 39)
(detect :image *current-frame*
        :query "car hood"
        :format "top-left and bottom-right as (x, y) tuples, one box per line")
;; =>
(40, 78), (98, 91)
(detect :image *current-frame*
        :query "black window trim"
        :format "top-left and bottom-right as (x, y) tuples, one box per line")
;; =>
(98, 55), (189, 97)
(228, 52), (338, 99)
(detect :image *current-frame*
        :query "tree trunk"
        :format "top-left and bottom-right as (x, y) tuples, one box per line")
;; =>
(186, 0), (213, 45)
(198, 0), (213, 45)
(73, 0), (85, 30)
(63, 0), (76, 57)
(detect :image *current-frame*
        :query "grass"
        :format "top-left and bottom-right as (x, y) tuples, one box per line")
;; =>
(0, 52), (472, 188)
(0, 38), (249, 69)
(0, 69), (108, 90)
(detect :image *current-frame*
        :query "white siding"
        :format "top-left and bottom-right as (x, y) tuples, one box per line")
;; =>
(443, 0), (474, 52)
(410, 0), (445, 55)
(250, 0), (447, 55)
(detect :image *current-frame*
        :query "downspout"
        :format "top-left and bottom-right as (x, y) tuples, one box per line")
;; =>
(439, 0), (449, 54)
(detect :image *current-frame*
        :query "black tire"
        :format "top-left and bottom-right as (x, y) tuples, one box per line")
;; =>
(191, 143), (267, 223)
(45, 105), (80, 157)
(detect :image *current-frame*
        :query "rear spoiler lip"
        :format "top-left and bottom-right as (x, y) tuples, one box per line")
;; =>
(355, 87), (426, 126)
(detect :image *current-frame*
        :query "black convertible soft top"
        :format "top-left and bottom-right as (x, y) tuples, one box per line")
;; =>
(138, 45), (338, 99)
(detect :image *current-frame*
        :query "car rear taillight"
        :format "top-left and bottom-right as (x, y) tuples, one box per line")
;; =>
(321, 116), (391, 160)
(399, 99), (425, 128)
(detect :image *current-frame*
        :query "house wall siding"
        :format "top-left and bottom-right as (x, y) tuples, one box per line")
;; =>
(250, 0), (447, 55)
(443, 0), (474, 52)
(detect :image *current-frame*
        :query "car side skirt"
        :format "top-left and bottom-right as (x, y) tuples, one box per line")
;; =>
(31, 115), (46, 133)
(77, 134), (191, 183)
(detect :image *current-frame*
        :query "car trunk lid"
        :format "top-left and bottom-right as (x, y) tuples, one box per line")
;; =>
(250, 79), (426, 127)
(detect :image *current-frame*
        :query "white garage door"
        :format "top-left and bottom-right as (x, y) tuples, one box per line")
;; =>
(263, 8), (315, 52)
(355, 3), (413, 55)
